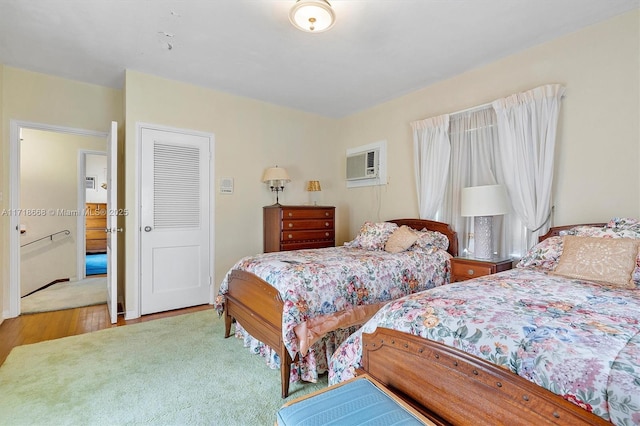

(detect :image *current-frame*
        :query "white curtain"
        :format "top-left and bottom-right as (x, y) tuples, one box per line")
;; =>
(411, 114), (450, 220)
(492, 84), (566, 251)
(440, 108), (506, 255)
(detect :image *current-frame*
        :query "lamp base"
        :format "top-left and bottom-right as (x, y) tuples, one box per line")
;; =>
(270, 187), (283, 205)
(474, 216), (493, 259)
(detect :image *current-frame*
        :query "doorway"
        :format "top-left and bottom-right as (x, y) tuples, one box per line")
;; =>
(83, 152), (108, 278)
(8, 121), (111, 318)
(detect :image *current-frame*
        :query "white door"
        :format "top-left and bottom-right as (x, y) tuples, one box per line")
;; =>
(106, 121), (119, 324)
(140, 127), (212, 315)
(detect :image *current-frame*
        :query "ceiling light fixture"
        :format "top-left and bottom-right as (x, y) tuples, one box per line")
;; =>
(289, 0), (336, 33)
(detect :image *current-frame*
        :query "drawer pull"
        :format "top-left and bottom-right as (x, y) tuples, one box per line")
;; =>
(288, 234), (293, 239)
(288, 212), (293, 217)
(325, 212), (330, 216)
(325, 222), (329, 227)
(325, 232), (330, 237)
(288, 223), (293, 228)
(468, 269), (475, 275)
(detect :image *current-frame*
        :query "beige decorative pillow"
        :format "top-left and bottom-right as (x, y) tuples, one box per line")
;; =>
(551, 236), (640, 288)
(385, 226), (419, 254)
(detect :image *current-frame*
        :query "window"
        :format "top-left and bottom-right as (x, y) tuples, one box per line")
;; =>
(439, 107), (516, 257)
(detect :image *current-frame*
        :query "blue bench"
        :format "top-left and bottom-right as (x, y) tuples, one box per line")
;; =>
(276, 375), (432, 425)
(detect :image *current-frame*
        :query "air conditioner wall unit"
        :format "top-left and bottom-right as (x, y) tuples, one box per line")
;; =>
(346, 149), (379, 181)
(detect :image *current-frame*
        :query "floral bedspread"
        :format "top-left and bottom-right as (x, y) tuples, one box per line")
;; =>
(215, 246), (451, 383)
(328, 268), (640, 424)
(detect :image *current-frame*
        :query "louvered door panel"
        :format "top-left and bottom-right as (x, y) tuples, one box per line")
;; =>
(153, 143), (200, 229)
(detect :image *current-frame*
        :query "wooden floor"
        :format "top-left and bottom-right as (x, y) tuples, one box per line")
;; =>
(0, 303), (213, 366)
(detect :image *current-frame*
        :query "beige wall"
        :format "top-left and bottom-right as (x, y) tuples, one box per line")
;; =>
(0, 67), (123, 319)
(123, 70), (339, 317)
(20, 129), (106, 295)
(0, 64), (4, 320)
(1, 10), (638, 320)
(86, 153), (108, 204)
(333, 10), (640, 237)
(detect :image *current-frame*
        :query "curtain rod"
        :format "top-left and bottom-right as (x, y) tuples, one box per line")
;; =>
(449, 101), (493, 117)
(449, 85), (567, 117)
(413, 101), (493, 125)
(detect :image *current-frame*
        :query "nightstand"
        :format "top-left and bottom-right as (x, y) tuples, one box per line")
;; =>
(450, 257), (513, 283)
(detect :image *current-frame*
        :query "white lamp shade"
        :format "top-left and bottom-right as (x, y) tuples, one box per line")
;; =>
(262, 167), (291, 183)
(460, 185), (509, 217)
(289, 0), (336, 33)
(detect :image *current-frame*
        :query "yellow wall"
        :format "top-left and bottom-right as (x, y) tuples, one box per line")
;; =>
(20, 129), (106, 295)
(123, 70), (338, 317)
(333, 10), (640, 235)
(0, 64), (4, 320)
(85, 154), (108, 204)
(1, 10), (638, 320)
(0, 67), (123, 319)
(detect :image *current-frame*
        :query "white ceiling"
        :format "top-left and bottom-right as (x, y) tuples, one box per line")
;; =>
(0, 0), (638, 118)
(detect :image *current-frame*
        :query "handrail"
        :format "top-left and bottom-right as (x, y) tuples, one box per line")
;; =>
(21, 229), (71, 248)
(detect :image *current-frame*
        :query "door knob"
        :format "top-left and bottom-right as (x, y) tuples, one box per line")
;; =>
(144, 226), (152, 232)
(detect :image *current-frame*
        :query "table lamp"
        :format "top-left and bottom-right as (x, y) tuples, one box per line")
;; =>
(306, 180), (321, 205)
(460, 184), (509, 259)
(262, 166), (291, 205)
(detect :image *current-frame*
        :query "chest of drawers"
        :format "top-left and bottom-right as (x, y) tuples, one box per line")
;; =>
(86, 202), (107, 253)
(263, 205), (335, 252)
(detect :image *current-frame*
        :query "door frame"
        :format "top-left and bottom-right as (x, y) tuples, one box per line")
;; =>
(133, 122), (215, 319)
(7, 120), (108, 318)
(78, 150), (107, 280)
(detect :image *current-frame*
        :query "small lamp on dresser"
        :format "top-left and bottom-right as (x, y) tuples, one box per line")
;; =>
(306, 180), (321, 205)
(460, 184), (510, 259)
(262, 166), (291, 205)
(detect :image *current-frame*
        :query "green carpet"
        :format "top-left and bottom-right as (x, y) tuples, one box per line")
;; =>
(0, 309), (328, 425)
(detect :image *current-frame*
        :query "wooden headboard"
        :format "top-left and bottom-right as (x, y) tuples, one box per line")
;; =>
(388, 219), (458, 257)
(538, 223), (606, 242)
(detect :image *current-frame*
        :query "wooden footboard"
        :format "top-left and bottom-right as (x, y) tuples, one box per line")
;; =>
(361, 328), (609, 425)
(223, 218), (458, 398)
(224, 269), (297, 398)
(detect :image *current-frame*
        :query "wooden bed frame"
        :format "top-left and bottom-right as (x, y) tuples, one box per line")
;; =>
(357, 223), (611, 425)
(538, 223), (606, 241)
(360, 328), (610, 425)
(223, 218), (458, 398)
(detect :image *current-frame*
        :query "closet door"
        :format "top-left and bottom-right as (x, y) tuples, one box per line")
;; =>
(139, 127), (212, 315)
